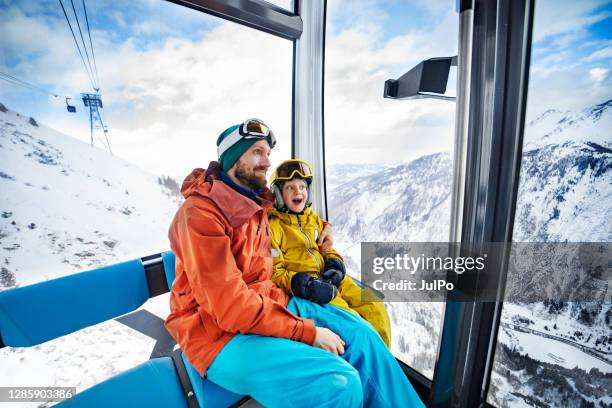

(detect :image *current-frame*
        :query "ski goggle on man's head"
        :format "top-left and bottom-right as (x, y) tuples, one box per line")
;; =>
(217, 118), (277, 157)
(271, 160), (314, 183)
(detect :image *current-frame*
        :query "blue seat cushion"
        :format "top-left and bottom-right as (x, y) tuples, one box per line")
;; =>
(162, 251), (177, 289)
(56, 357), (188, 408)
(181, 352), (246, 407)
(0, 259), (150, 347)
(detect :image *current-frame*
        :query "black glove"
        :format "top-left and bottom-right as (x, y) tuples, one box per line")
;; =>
(322, 269), (344, 287)
(323, 259), (346, 287)
(291, 272), (337, 304)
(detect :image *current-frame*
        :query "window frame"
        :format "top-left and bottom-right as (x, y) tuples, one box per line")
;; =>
(161, 1), (537, 406)
(165, 0), (302, 40)
(430, 0), (535, 407)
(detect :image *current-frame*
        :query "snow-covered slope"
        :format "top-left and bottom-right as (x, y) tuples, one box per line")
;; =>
(514, 103), (612, 242)
(491, 100), (612, 408)
(0, 102), (182, 406)
(327, 154), (452, 378)
(0, 103), (181, 288)
(326, 100), (612, 388)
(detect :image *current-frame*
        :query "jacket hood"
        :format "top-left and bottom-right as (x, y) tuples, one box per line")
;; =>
(181, 161), (275, 228)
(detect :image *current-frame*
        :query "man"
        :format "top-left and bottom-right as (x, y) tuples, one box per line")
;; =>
(165, 119), (425, 408)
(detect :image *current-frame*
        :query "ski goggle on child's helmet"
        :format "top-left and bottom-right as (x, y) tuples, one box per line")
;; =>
(217, 118), (277, 158)
(270, 160), (314, 210)
(270, 159), (314, 185)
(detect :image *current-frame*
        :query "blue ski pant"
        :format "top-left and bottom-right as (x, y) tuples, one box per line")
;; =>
(206, 297), (425, 408)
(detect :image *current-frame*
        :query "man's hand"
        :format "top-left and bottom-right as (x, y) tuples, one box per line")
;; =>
(314, 327), (345, 355)
(318, 222), (333, 252)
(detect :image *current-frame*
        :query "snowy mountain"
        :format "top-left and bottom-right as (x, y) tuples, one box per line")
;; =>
(326, 100), (612, 394)
(489, 100), (612, 408)
(326, 163), (389, 191)
(0, 102), (182, 288)
(327, 154), (452, 378)
(0, 102), (182, 406)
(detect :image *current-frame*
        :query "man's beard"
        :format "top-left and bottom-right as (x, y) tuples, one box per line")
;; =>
(234, 161), (267, 190)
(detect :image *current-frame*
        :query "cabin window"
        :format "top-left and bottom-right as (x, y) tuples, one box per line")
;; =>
(0, 0), (292, 287)
(486, 1), (612, 406)
(0, 0), (292, 394)
(323, 0), (458, 379)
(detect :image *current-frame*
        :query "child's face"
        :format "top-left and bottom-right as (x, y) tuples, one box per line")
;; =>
(282, 178), (308, 213)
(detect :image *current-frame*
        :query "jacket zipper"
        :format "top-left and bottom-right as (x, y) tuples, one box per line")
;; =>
(296, 214), (322, 270)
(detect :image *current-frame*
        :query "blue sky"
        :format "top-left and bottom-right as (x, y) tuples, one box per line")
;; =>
(531, 1), (612, 69)
(327, 0), (455, 45)
(0, 0), (610, 176)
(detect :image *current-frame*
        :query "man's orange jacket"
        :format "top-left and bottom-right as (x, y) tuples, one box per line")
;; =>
(165, 162), (317, 376)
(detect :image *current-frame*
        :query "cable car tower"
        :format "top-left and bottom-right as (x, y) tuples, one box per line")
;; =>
(81, 93), (111, 153)
(58, 0), (111, 153)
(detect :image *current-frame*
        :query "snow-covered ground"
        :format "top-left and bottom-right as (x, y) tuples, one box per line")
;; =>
(0, 106), (180, 287)
(327, 100), (612, 397)
(487, 100), (612, 407)
(497, 326), (610, 373)
(327, 154), (452, 378)
(0, 104), (181, 407)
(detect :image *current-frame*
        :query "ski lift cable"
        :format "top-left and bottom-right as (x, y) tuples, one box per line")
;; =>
(98, 108), (111, 138)
(103, 128), (112, 155)
(82, 0), (101, 91)
(95, 101), (112, 154)
(0, 75), (52, 96)
(98, 122), (112, 155)
(69, 0), (98, 91)
(0, 72), (63, 98)
(94, 131), (111, 153)
(58, 0), (96, 91)
(0, 72), (76, 113)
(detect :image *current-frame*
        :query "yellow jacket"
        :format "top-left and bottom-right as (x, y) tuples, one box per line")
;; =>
(269, 206), (393, 347)
(269, 207), (342, 295)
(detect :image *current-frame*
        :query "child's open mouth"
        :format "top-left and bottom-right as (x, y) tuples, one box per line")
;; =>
(292, 198), (304, 205)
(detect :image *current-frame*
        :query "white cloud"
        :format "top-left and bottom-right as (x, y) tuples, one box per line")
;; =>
(584, 46), (612, 61)
(589, 67), (610, 83)
(522, 1), (612, 119)
(1, 6), (293, 177)
(532, 0), (611, 43)
(5, 0), (609, 175)
(525, 63), (612, 121)
(3, 0), (459, 172)
(323, 6), (458, 164)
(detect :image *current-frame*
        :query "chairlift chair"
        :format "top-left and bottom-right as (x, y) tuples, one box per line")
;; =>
(66, 98), (76, 113)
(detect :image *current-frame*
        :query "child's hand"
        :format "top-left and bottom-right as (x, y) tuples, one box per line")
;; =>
(318, 222), (334, 252)
(322, 269), (344, 287)
(314, 327), (345, 355)
(306, 278), (337, 303)
(323, 259), (346, 287)
(291, 273), (337, 303)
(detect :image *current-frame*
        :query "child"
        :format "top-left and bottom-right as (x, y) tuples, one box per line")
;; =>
(268, 159), (392, 347)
